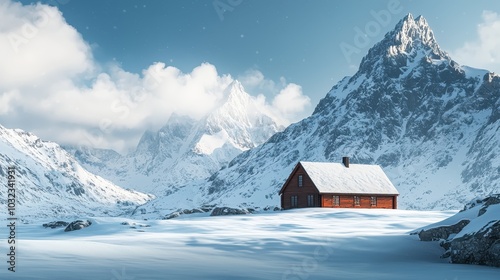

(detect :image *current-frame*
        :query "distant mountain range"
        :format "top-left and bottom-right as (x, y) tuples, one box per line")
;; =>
(1, 14), (499, 220)
(0, 125), (151, 222)
(64, 80), (284, 195)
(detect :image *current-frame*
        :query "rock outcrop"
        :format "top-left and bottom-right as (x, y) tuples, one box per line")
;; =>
(42, 221), (69, 229)
(450, 220), (500, 266)
(210, 207), (254, 216)
(64, 220), (92, 232)
(418, 220), (470, 241)
(415, 194), (500, 267)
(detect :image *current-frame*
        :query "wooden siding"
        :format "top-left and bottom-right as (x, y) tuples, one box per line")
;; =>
(321, 194), (396, 209)
(281, 164), (321, 209)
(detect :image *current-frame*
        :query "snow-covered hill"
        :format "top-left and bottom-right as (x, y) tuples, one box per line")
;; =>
(0, 125), (152, 221)
(137, 14), (500, 215)
(65, 80), (284, 194)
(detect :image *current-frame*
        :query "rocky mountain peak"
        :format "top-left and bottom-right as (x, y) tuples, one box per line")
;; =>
(388, 13), (445, 58)
(357, 13), (450, 78)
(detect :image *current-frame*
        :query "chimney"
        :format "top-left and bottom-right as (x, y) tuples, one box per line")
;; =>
(342, 157), (349, 168)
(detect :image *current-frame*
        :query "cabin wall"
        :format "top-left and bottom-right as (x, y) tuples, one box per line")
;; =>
(321, 194), (396, 209)
(281, 165), (320, 209)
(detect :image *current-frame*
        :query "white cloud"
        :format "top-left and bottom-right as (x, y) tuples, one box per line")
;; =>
(272, 83), (311, 117)
(238, 69), (312, 124)
(0, 0), (311, 153)
(451, 10), (500, 72)
(0, 90), (20, 114)
(237, 69), (282, 96)
(0, 1), (94, 88)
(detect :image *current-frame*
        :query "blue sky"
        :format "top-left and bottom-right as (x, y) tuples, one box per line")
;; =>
(3, 0), (500, 152)
(25, 0), (500, 97)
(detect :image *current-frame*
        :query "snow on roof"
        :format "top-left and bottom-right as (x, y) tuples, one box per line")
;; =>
(300, 161), (399, 195)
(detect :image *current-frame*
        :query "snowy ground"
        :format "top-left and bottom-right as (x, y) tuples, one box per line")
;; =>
(1, 209), (498, 280)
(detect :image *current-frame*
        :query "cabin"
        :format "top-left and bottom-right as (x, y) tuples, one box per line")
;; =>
(279, 158), (399, 209)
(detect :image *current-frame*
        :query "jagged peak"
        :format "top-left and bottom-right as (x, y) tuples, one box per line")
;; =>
(387, 13), (445, 57)
(355, 13), (450, 77)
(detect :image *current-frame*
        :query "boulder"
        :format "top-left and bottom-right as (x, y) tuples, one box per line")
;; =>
(164, 212), (181, 220)
(210, 207), (251, 216)
(42, 221), (68, 229)
(418, 220), (470, 241)
(182, 208), (204, 214)
(164, 208), (207, 219)
(64, 220), (92, 232)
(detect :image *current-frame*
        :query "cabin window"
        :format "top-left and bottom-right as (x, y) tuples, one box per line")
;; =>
(298, 175), (303, 187)
(333, 195), (340, 206)
(370, 196), (377, 207)
(354, 196), (360, 206)
(291, 195), (298, 208)
(307, 194), (315, 207)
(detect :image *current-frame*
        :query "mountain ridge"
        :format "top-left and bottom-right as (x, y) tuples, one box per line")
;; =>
(65, 80), (284, 195)
(0, 124), (152, 221)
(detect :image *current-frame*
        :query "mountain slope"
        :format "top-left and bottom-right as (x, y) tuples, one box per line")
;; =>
(137, 14), (500, 215)
(0, 125), (152, 221)
(66, 80), (284, 194)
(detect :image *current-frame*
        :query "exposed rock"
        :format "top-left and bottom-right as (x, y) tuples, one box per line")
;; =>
(210, 207), (251, 216)
(43, 221), (69, 229)
(478, 195), (500, 216)
(200, 205), (216, 212)
(460, 194), (500, 213)
(416, 194), (500, 268)
(182, 208), (204, 214)
(449, 221), (500, 267)
(418, 220), (470, 241)
(164, 208), (208, 219)
(64, 220), (92, 232)
(164, 212), (181, 220)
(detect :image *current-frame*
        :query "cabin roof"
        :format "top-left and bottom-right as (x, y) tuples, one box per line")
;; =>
(295, 161), (399, 195)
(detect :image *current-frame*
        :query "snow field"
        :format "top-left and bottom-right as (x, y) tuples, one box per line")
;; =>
(1, 208), (499, 279)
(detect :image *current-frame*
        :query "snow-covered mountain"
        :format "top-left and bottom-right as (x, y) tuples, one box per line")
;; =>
(0, 125), (152, 221)
(65, 80), (284, 194)
(137, 14), (500, 215)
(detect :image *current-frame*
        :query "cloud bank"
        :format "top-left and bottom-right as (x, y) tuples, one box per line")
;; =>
(0, 0), (311, 153)
(451, 10), (500, 73)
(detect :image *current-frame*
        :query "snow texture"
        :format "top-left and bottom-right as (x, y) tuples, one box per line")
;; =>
(299, 161), (399, 195)
(1, 209), (498, 279)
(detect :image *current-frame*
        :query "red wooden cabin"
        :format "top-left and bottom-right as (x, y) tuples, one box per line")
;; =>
(279, 158), (399, 209)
